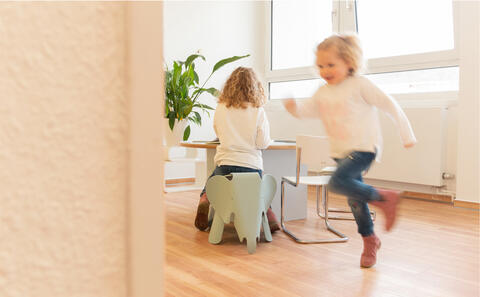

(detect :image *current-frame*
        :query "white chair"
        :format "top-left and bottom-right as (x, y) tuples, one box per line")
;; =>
(281, 135), (349, 243)
(313, 166), (354, 220)
(312, 165), (376, 222)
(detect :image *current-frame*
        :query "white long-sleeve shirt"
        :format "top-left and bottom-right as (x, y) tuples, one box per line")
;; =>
(213, 103), (272, 170)
(294, 75), (416, 160)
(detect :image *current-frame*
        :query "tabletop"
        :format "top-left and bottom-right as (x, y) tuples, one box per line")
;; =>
(180, 140), (296, 150)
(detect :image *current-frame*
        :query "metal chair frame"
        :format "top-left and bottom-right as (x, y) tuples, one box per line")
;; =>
(280, 136), (349, 244)
(314, 168), (376, 222)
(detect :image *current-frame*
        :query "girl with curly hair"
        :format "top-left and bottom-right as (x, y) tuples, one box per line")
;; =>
(194, 67), (279, 233)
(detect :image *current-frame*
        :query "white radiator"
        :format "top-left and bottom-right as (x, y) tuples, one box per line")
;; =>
(365, 107), (447, 186)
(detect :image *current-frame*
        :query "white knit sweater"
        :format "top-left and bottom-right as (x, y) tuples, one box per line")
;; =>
(213, 103), (272, 170)
(294, 75), (417, 160)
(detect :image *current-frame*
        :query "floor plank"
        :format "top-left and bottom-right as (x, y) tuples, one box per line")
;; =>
(165, 190), (480, 297)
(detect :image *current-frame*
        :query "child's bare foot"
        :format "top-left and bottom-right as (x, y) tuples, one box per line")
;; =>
(194, 193), (210, 231)
(266, 208), (280, 233)
(370, 189), (401, 231)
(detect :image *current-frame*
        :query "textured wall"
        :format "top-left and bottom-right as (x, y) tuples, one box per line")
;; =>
(0, 3), (127, 296)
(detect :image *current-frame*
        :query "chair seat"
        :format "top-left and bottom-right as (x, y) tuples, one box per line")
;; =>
(317, 166), (337, 175)
(281, 135), (348, 244)
(282, 175), (331, 186)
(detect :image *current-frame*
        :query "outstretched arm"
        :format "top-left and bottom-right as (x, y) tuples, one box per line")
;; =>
(361, 78), (417, 148)
(283, 98), (298, 117)
(282, 97), (319, 119)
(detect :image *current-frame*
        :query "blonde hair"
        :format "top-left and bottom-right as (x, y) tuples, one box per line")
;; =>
(218, 67), (266, 109)
(317, 33), (364, 75)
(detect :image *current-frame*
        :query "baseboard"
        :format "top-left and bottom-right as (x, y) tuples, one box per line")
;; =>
(308, 186), (455, 204)
(401, 191), (453, 203)
(307, 185), (479, 210)
(165, 177), (195, 187)
(453, 200), (480, 210)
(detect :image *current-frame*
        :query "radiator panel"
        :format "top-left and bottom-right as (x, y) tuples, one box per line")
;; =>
(365, 107), (447, 186)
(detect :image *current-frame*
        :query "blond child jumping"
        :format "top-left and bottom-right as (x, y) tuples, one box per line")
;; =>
(283, 33), (416, 268)
(195, 67), (280, 233)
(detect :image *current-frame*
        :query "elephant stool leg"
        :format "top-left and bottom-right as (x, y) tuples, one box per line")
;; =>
(262, 213), (272, 242)
(246, 237), (257, 254)
(208, 214), (225, 244)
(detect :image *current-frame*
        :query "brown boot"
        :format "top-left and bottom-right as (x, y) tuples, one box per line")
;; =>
(194, 193), (210, 231)
(361, 234), (381, 268)
(370, 189), (401, 231)
(266, 208), (280, 233)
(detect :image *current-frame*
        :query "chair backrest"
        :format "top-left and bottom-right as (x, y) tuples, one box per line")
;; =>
(295, 135), (335, 179)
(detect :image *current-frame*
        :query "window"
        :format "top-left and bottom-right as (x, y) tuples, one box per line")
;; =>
(269, 79), (324, 100)
(269, 66), (459, 100)
(271, 0), (332, 70)
(365, 67), (459, 94)
(267, 0), (459, 99)
(357, 0), (455, 59)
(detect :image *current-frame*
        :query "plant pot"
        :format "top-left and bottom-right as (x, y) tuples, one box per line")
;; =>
(164, 118), (188, 147)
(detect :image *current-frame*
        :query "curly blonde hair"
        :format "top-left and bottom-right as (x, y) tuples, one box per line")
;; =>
(218, 67), (266, 109)
(317, 33), (364, 75)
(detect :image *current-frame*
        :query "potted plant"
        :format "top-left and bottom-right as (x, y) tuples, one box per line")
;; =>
(164, 52), (250, 142)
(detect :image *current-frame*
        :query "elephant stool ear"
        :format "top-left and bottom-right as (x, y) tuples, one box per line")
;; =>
(205, 175), (234, 224)
(260, 174), (277, 208)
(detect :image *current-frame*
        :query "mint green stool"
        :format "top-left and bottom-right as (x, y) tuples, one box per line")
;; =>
(205, 172), (277, 254)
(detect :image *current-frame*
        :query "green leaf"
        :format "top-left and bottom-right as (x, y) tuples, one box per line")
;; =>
(168, 113), (175, 130)
(186, 64), (195, 86)
(178, 101), (193, 119)
(183, 125), (191, 141)
(180, 81), (189, 99)
(189, 111), (201, 125)
(195, 113), (202, 125)
(192, 87), (219, 99)
(193, 103), (214, 111)
(184, 104), (193, 116)
(172, 62), (181, 88)
(164, 69), (172, 81)
(185, 54), (205, 67)
(204, 87), (219, 97)
(212, 54), (250, 74)
(191, 88), (202, 98)
(193, 71), (199, 84)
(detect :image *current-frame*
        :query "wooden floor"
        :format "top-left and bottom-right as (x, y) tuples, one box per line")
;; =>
(165, 189), (480, 297)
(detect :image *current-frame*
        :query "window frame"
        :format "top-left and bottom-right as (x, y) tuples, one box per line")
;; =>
(265, 0), (460, 94)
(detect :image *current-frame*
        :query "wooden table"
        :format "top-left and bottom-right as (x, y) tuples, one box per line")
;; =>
(180, 141), (307, 220)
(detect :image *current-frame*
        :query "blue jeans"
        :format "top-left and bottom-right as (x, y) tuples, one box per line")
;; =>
(200, 165), (262, 197)
(328, 151), (380, 237)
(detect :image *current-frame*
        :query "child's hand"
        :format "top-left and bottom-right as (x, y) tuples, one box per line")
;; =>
(283, 99), (297, 114)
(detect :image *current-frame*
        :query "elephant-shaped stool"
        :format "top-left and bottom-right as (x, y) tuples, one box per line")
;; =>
(205, 172), (277, 254)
